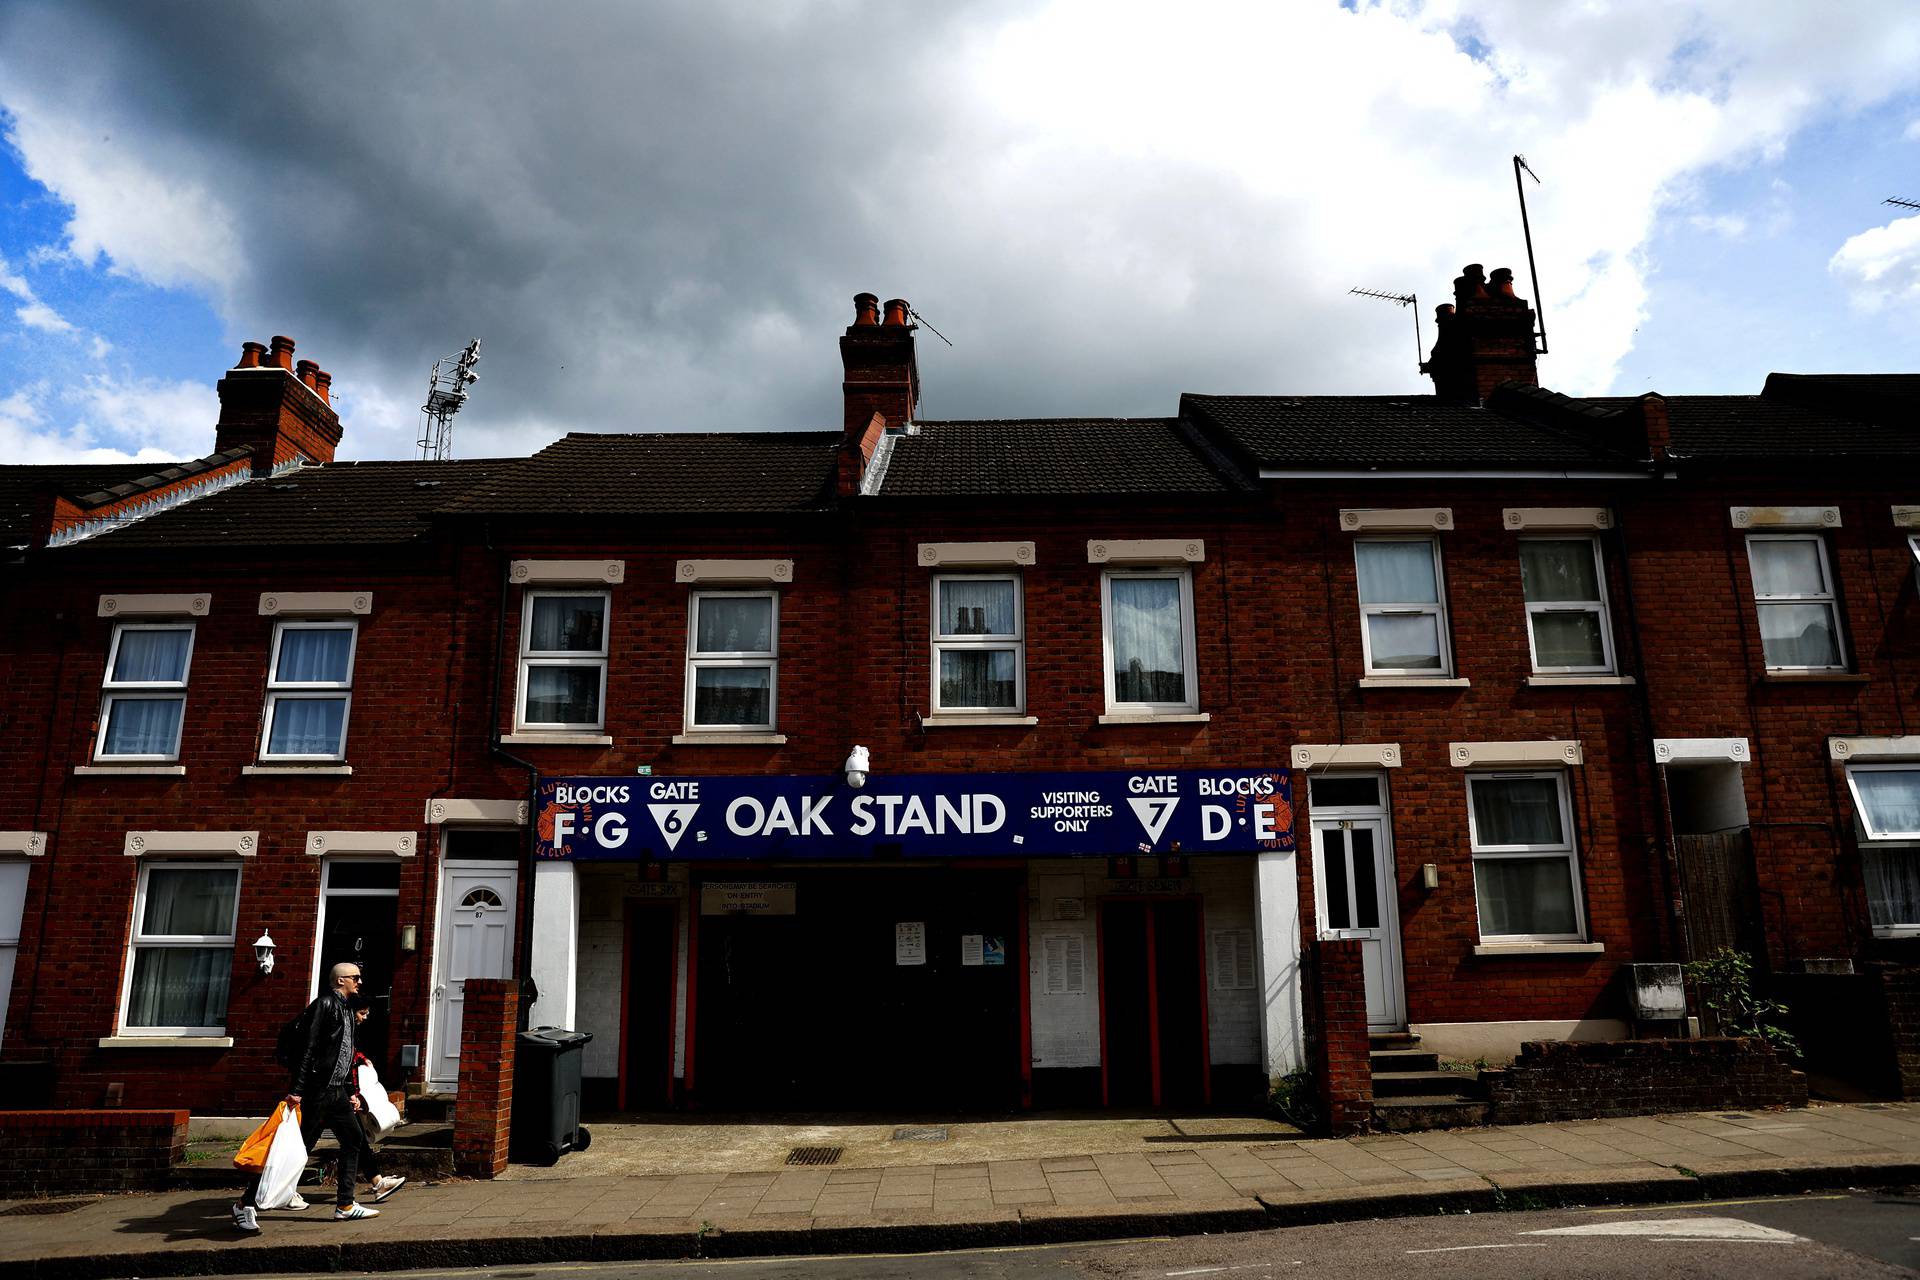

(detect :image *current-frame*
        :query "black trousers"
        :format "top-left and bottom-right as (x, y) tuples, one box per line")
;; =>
(243, 1088), (359, 1207)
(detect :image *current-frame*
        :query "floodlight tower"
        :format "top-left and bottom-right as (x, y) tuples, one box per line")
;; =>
(417, 339), (481, 461)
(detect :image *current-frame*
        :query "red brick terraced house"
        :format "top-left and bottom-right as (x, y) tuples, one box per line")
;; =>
(1, 274), (1917, 1121)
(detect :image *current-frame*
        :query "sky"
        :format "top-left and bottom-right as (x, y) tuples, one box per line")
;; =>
(0, 0), (1915, 465)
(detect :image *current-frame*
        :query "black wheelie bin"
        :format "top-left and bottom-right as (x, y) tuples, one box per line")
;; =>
(511, 1027), (593, 1164)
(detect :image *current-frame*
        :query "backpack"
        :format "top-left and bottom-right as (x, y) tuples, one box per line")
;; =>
(274, 1003), (314, 1071)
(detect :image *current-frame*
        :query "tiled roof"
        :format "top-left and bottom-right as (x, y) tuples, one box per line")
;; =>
(0, 461), (187, 545)
(1662, 396), (1920, 459)
(442, 432), (841, 515)
(62, 459), (514, 550)
(878, 419), (1249, 496)
(1181, 394), (1634, 470)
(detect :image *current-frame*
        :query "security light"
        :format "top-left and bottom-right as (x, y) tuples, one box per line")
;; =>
(844, 745), (870, 789)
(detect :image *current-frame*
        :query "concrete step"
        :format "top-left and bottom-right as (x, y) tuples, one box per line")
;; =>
(1368, 1031), (1422, 1052)
(1370, 1070), (1483, 1099)
(1371, 1097), (1492, 1132)
(404, 1092), (455, 1123)
(1369, 1048), (1439, 1074)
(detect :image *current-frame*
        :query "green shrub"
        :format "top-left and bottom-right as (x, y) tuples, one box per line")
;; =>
(1684, 947), (1799, 1058)
(1268, 1067), (1321, 1132)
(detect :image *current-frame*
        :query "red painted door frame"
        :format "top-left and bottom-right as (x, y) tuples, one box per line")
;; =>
(1097, 894), (1212, 1109)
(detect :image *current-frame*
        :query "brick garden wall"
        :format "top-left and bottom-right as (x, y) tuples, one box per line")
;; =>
(0, 1109), (187, 1197)
(1309, 938), (1372, 1135)
(451, 979), (517, 1178)
(1483, 1037), (1806, 1124)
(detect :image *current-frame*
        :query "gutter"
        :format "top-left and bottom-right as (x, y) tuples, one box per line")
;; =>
(1257, 468), (1657, 481)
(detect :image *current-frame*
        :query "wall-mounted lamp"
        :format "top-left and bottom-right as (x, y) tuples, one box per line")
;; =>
(253, 932), (277, 974)
(844, 745), (870, 790)
(399, 925), (418, 953)
(1420, 863), (1440, 891)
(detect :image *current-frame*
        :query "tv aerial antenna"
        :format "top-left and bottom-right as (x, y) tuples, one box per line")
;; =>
(1887, 197), (1920, 211)
(1349, 287), (1422, 372)
(1513, 155), (1548, 354)
(417, 339), (481, 462)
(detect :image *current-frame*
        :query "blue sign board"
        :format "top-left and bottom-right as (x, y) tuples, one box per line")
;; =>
(535, 769), (1293, 861)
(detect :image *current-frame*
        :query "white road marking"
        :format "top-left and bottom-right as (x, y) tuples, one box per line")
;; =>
(1405, 1243), (1549, 1255)
(1165, 1266), (1273, 1276)
(1593, 1194), (1844, 1213)
(1523, 1216), (1805, 1242)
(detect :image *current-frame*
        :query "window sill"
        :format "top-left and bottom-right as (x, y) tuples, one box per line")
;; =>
(1527, 675), (1636, 687)
(74, 765), (185, 777)
(1473, 942), (1605, 957)
(920, 715), (1039, 729)
(499, 733), (614, 746)
(1759, 672), (1871, 685)
(242, 764), (353, 776)
(98, 1035), (234, 1049)
(1096, 713), (1211, 726)
(1358, 677), (1470, 689)
(672, 732), (788, 746)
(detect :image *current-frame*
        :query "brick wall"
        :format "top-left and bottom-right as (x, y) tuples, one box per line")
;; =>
(1483, 1037), (1806, 1124)
(451, 978), (517, 1178)
(1309, 938), (1371, 1135)
(0, 1109), (187, 1196)
(1877, 965), (1920, 1100)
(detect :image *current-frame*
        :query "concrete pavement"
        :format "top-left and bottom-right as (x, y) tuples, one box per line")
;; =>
(2, 1103), (1918, 1279)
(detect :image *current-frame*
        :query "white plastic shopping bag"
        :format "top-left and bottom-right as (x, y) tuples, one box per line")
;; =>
(357, 1062), (401, 1138)
(255, 1102), (308, 1210)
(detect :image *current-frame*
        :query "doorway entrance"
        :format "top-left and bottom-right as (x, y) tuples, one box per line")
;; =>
(690, 867), (1023, 1111)
(621, 901), (678, 1111)
(1098, 898), (1209, 1109)
(428, 851), (519, 1091)
(314, 860), (400, 1077)
(1308, 772), (1405, 1031)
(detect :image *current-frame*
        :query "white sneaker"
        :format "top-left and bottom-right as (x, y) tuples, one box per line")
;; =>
(232, 1203), (260, 1234)
(334, 1202), (379, 1221)
(283, 1193), (310, 1211)
(369, 1175), (407, 1203)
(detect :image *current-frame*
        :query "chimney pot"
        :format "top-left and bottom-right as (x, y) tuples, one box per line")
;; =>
(216, 335), (342, 471)
(882, 298), (911, 327)
(313, 369), (332, 404)
(1427, 260), (1536, 402)
(268, 335), (296, 370)
(239, 341), (266, 369)
(853, 293), (880, 326)
(296, 359), (320, 390)
(1489, 267), (1517, 299)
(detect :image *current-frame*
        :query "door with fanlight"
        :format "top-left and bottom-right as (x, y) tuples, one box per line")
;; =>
(427, 861), (518, 1090)
(1308, 773), (1405, 1031)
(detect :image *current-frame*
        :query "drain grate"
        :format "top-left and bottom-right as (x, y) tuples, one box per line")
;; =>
(891, 1126), (949, 1143)
(0, 1200), (94, 1216)
(786, 1146), (843, 1167)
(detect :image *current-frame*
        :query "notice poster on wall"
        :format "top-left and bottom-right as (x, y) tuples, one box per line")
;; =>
(960, 934), (984, 966)
(982, 935), (1006, 966)
(896, 921), (926, 966)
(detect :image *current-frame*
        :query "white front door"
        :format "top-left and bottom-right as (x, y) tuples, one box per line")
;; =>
(0, 862), (26, 1051)
(428, 862), (517, 1089)
(1311, 816), (1406, 1031)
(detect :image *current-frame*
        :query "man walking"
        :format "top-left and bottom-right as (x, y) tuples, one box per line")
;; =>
(233, 962), (382, 1233)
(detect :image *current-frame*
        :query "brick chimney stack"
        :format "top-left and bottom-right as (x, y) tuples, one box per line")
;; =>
(840, 292), (918, 437)
(214, 335), (343, 474)
(1421, 264), (1539, 404)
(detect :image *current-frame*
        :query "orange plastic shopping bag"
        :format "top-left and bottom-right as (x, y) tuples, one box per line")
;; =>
(233, 1102), (299, 1172)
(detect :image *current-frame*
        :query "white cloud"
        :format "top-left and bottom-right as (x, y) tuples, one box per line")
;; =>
(1829, 213), (1920, 312)
(0, 381), (197, 465)
(0, 0), (1916, 465)
(1906, 117), (1920, 141)
(0, 252), (75, 333)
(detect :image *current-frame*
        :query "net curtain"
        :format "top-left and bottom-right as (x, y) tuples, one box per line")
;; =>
(1109, 577), (1185, 703)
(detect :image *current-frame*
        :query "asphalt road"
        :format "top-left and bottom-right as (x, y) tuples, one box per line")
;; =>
(283, 1188), (1920, 1280)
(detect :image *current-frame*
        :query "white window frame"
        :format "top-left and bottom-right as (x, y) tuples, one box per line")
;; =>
(1519, 535), (1617, 675)
(929, 573), (1026, 715)
(1354, 537), (1454, 677)
(515, 590), (610, 732)
(684, 589), (779, 733)
(1465, 770), (1587, 944)
(117, 859), (240, 1038)
(95, 621), (196, 763)
(1745, 533), (1848, 672)
(259, 619), (358, 762)
(1907, 534), (1920, 584)
(1100, 567), (1199, 714)
(1847, 763), (1920, 936)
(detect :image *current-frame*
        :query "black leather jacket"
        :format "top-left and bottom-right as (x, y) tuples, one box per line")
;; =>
(291, 990), (355, 1098)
